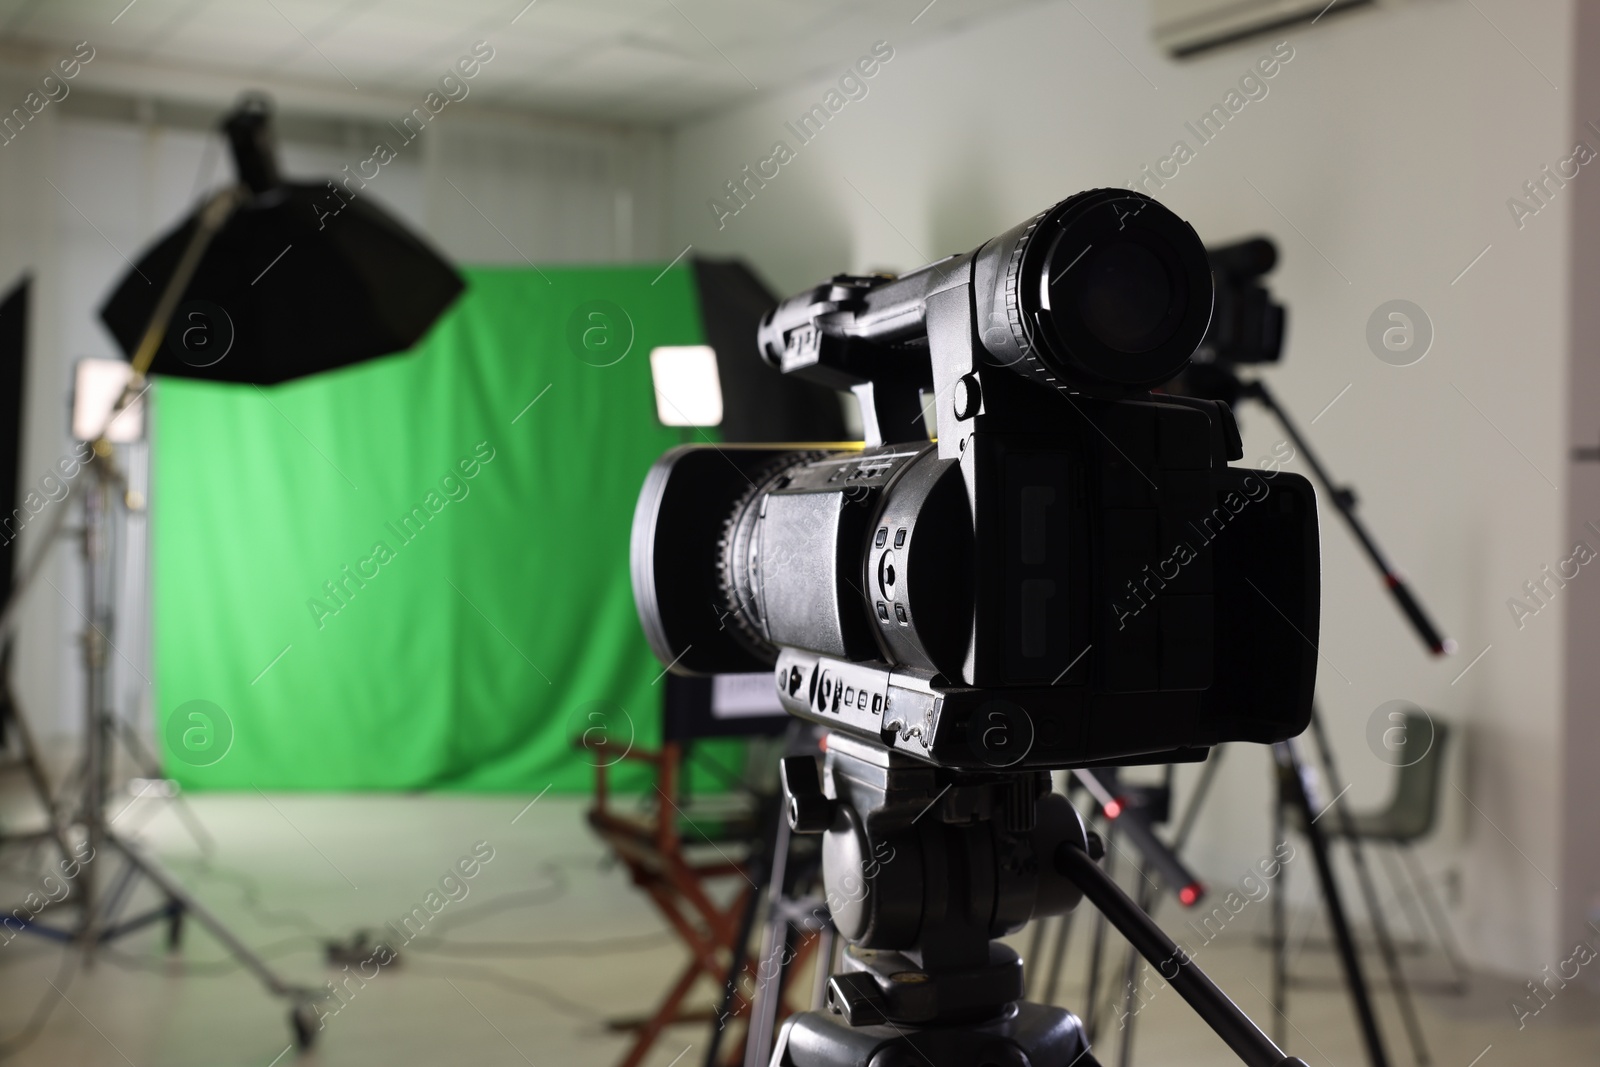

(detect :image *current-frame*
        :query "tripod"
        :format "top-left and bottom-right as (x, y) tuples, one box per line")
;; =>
(768, 734), (1310, 1067)
(0, 443), (326, 1048)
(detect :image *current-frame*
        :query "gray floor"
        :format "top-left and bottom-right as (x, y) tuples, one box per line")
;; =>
(0, 791), (1594, 1067)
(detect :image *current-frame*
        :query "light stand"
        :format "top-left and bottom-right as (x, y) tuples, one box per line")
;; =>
(1159, 237), (1458, 1067)
(1212, 370), (1438, 1067)
(0, 638), (73, 898)
(0, 207), (331, 1050)
(3, 89), (463, 1051)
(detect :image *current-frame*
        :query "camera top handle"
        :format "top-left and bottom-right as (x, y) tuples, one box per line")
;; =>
(756, 189), (1215, 450)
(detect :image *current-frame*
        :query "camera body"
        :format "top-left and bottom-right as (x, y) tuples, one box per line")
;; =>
(632, 190), (1320, 773)
(1177, 236), (1288, 408)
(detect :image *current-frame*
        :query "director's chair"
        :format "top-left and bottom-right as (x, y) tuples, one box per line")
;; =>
(582, 673), (820, 1067)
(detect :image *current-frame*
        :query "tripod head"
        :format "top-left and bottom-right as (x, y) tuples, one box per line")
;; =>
(774, 735), (1311, 1067)
(782, 735), (1087, 1027)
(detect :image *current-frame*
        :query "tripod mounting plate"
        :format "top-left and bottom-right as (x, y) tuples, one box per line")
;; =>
(829, 941), (1024, 1026)
(773, 999), (1093, 1067)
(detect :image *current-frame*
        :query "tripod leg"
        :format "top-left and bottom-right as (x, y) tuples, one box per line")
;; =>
(808, 925), (835, 1011)
(1308, 711), (1431, 1065)
(743, 823), (796, 1067)
(1041, 910), (1074, 1008)
(707, 802), (777, 1067)
(1025, 916), (1048, 1001)
(1082, 824), (1116, 1043)
(1116, 874), (1160, 1067)
(706, 890), (759, 1067)
(1271, 779), (1288, 1047)
(1276, 741), (1391, 1067)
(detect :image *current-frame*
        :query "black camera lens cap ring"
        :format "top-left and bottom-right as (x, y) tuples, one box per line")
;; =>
(1015, 189), (1213, 391)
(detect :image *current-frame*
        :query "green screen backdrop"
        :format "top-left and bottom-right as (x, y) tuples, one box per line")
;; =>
(151, 264), (729, 792)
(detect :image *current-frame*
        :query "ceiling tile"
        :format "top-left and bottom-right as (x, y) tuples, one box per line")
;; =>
(6, 0), (1042, 125)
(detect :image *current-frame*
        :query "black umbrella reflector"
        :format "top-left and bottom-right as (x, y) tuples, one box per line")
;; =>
(98, 96), (463, 385)
(99, 185), (462, 385)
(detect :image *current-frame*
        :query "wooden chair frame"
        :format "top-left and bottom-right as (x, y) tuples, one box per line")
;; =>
(583, 736), (814, 1067)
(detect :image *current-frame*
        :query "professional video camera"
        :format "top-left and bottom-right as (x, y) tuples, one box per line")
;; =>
(1177, 237), (1286, 408)
(632, 189), (1320, 1067)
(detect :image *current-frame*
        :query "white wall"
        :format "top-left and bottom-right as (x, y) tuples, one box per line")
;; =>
(1562, 0), (1600, 970)
(664, 0), (1578, 974)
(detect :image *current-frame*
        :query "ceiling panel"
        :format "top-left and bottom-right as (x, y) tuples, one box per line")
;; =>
(0, 0), (1044, 125)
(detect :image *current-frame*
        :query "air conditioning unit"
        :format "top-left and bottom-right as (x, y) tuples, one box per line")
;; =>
(1152, 0), (1375, 58)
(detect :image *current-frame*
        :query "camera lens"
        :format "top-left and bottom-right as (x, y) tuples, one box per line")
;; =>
(1065, 241), (1177, 354)
(974, 190), (1213, 392)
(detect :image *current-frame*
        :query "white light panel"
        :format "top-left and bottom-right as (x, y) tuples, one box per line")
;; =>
(650, 345), (723, 427)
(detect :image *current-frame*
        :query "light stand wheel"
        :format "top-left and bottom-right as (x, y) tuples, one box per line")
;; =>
(291, 1002), (319, 1050)
(165, 907), (184, 952)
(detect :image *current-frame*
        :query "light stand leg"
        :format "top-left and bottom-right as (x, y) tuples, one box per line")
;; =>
(112, 713), (215, 855)
(103, 833), (311, 997)
(1377, 842), (1430, 949)
(1173, 745), (1226, 851)
(1398, 848), (1471, 991)
(1272, 772), (1288, 1047)
(1243, 378), (1451, 656)
(0, 645), (74, 888)
(1275, 740), (1391, 1067)
(78, 464), (112, 955)
(1307, 709), (1431, 1065)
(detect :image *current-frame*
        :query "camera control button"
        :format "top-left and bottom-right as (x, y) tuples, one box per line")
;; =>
(952, 374), (982, 419)
(877, 551), (897, 600)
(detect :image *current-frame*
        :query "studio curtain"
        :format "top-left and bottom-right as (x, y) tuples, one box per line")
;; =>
(151, 264), (721, 792)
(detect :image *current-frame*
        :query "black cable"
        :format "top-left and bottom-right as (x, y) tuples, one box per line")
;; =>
(165, 859), (328, 938)
(95, 936), (319, 975)
(406, 930), (674, 959)
(0, 945), (80, 1060)
(403, 959), (601, 1021)
(398, 866), (567, 947)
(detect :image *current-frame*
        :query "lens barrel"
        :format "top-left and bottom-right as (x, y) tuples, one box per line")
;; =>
(972, 189), (1214, 392)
